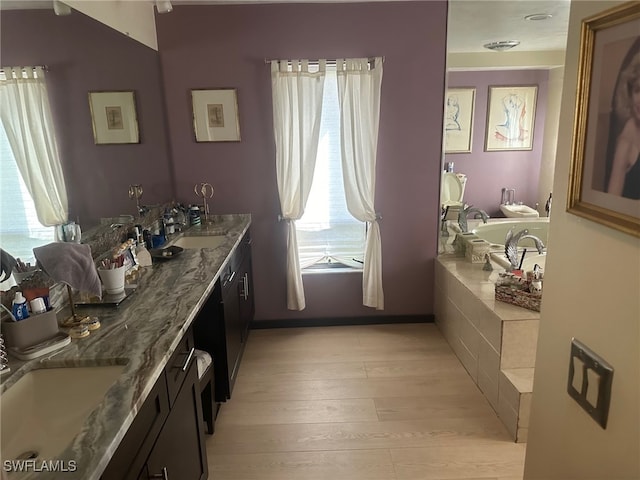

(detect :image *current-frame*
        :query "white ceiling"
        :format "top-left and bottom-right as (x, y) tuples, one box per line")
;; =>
(447, 0), (570, 54)
(2, 0), (571, 55)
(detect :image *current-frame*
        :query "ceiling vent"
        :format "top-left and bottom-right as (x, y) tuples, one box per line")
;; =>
(524, 13), (553, 21)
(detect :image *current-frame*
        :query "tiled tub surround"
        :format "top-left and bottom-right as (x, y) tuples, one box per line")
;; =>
(435, 254), (539, 443)
(0, 214), (251, 480)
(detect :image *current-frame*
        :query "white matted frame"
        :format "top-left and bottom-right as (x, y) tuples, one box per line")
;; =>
(191, 88), (241, 142)
(444, 87), (475, 153)
(567, 2), (640, 238)
(88, 91), (139, 144)
(485, 85), (538, 151)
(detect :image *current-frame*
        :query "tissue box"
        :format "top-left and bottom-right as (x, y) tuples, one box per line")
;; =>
(1, 309), (59, 349)
(453, 232), (478, 256)
(465, 238), (491, 263)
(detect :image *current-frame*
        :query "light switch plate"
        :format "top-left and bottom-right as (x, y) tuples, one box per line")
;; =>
(567, 338), (614, 429)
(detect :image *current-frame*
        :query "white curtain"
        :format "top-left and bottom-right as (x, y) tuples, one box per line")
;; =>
(337, 58), (384, 310)
(271, 60), (326, 310)
(0, 66), (68, 226)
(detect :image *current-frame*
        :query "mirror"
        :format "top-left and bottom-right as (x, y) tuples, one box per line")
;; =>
(443, 2), (569, 218)
(0, 6), (173, 232)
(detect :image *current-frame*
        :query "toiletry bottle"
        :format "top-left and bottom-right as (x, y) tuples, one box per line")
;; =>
(12, 291), (29, 320)
(189, 205), (201, 226)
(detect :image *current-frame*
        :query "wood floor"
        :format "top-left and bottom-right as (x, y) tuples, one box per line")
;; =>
(205, 323), (525, 480)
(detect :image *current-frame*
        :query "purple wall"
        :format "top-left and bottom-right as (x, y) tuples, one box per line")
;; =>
(156, 2), (447, 321)
(446, 70), (549, 217)
(1, 10), (173, 227)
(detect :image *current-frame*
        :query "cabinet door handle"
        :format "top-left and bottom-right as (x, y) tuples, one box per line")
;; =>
(228, 270), (236, 283)
(181, 347), (195, 372)
(149, 467), (169, 479)
(241, 273), (249, 300)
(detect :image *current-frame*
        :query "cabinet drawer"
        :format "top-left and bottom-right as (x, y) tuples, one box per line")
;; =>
(165, 327), (196, 407)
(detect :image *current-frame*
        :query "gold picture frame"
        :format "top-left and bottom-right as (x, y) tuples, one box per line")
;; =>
(567, 1), (640, 237)
(88, 91), (139, 144)
(444, 87), (475, 153)
(485, 85), (538, 151)
(191, 88), (241, 142)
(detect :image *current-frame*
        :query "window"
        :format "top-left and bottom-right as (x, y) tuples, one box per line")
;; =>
(0, 124), (54, 266)
(295, 69), (365, 270)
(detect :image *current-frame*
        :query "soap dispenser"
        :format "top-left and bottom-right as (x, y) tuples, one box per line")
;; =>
(12, 291), (29, 320)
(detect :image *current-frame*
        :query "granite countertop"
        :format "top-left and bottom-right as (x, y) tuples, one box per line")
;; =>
(0, 214), (251, 480)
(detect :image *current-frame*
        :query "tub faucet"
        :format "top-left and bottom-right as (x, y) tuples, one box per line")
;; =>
(504, 228), (545, 271)
(501, 188), (516, 205)
(458, 205), (489, 233)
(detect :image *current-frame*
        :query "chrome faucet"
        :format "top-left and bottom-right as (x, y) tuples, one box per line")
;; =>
(501, 188), (516, 205)
(504, 228), (545, 271)
(458, 205), (489, 233)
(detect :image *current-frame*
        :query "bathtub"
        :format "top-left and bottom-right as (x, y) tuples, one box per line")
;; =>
(490, 251), (547, 271)
(470, 218), (549, 248)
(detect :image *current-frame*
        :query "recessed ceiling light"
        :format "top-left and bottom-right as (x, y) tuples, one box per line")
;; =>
(483, 40), (520, 52)
(524, 13), (553, 21)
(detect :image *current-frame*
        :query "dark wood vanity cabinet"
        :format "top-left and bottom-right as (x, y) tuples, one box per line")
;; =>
(102, 326), (208, 480)
(143, 356), (207, 480)
(194, 228), (254, 403)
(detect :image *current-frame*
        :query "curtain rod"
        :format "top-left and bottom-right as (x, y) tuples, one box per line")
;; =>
(264, 57), (383, 65)
(0, 65), (49, 74)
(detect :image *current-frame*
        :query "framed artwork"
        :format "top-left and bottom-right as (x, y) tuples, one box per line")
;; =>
(567, 2), (640, 238)
(191, 88), (241, 142)
(444, 87), (475, 153)
(88, 91), (139, 144)
(485, 85), (538, 151)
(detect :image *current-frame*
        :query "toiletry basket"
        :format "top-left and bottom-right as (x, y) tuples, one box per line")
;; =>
(495, 284), (542, 312)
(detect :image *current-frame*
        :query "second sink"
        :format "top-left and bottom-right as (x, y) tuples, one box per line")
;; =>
(168, 235), (227, 249)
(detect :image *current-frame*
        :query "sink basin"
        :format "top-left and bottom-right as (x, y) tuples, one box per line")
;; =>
(1, 365), (124, 462)
(169, 235), (227, 249)
(500, 204), (540, 218)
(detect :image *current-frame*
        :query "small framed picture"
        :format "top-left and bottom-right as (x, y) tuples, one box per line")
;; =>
(567, 2), (640, 237)
(485, 85), (538, 152)
(444, 87), (475, 153)
(191, 88), (241, 142)
(88, 91), (139, 144)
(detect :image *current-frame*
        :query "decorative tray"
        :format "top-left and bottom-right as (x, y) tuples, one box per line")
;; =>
(74, 286), (137, 308)
(149, 246), (184, 260)
(8, 332), (71, 360)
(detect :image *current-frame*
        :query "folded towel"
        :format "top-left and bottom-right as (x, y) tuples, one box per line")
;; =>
(33, 243), (102, 298)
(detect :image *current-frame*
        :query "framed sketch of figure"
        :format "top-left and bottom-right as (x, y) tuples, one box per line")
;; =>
(444, 88), (475, 153)
(485, 85), (538, 152)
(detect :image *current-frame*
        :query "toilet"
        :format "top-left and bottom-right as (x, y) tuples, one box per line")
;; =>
(440, 172), (467, 221)
(441, 172), (467, 208)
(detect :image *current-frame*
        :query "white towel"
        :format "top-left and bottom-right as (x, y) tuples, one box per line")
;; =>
(33, 243), (102, 298)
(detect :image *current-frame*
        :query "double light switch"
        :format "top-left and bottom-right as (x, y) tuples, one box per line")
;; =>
(567, 338), (614, 429)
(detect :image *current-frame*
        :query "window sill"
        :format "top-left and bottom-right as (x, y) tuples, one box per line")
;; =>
(302, 266), (362, 275)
